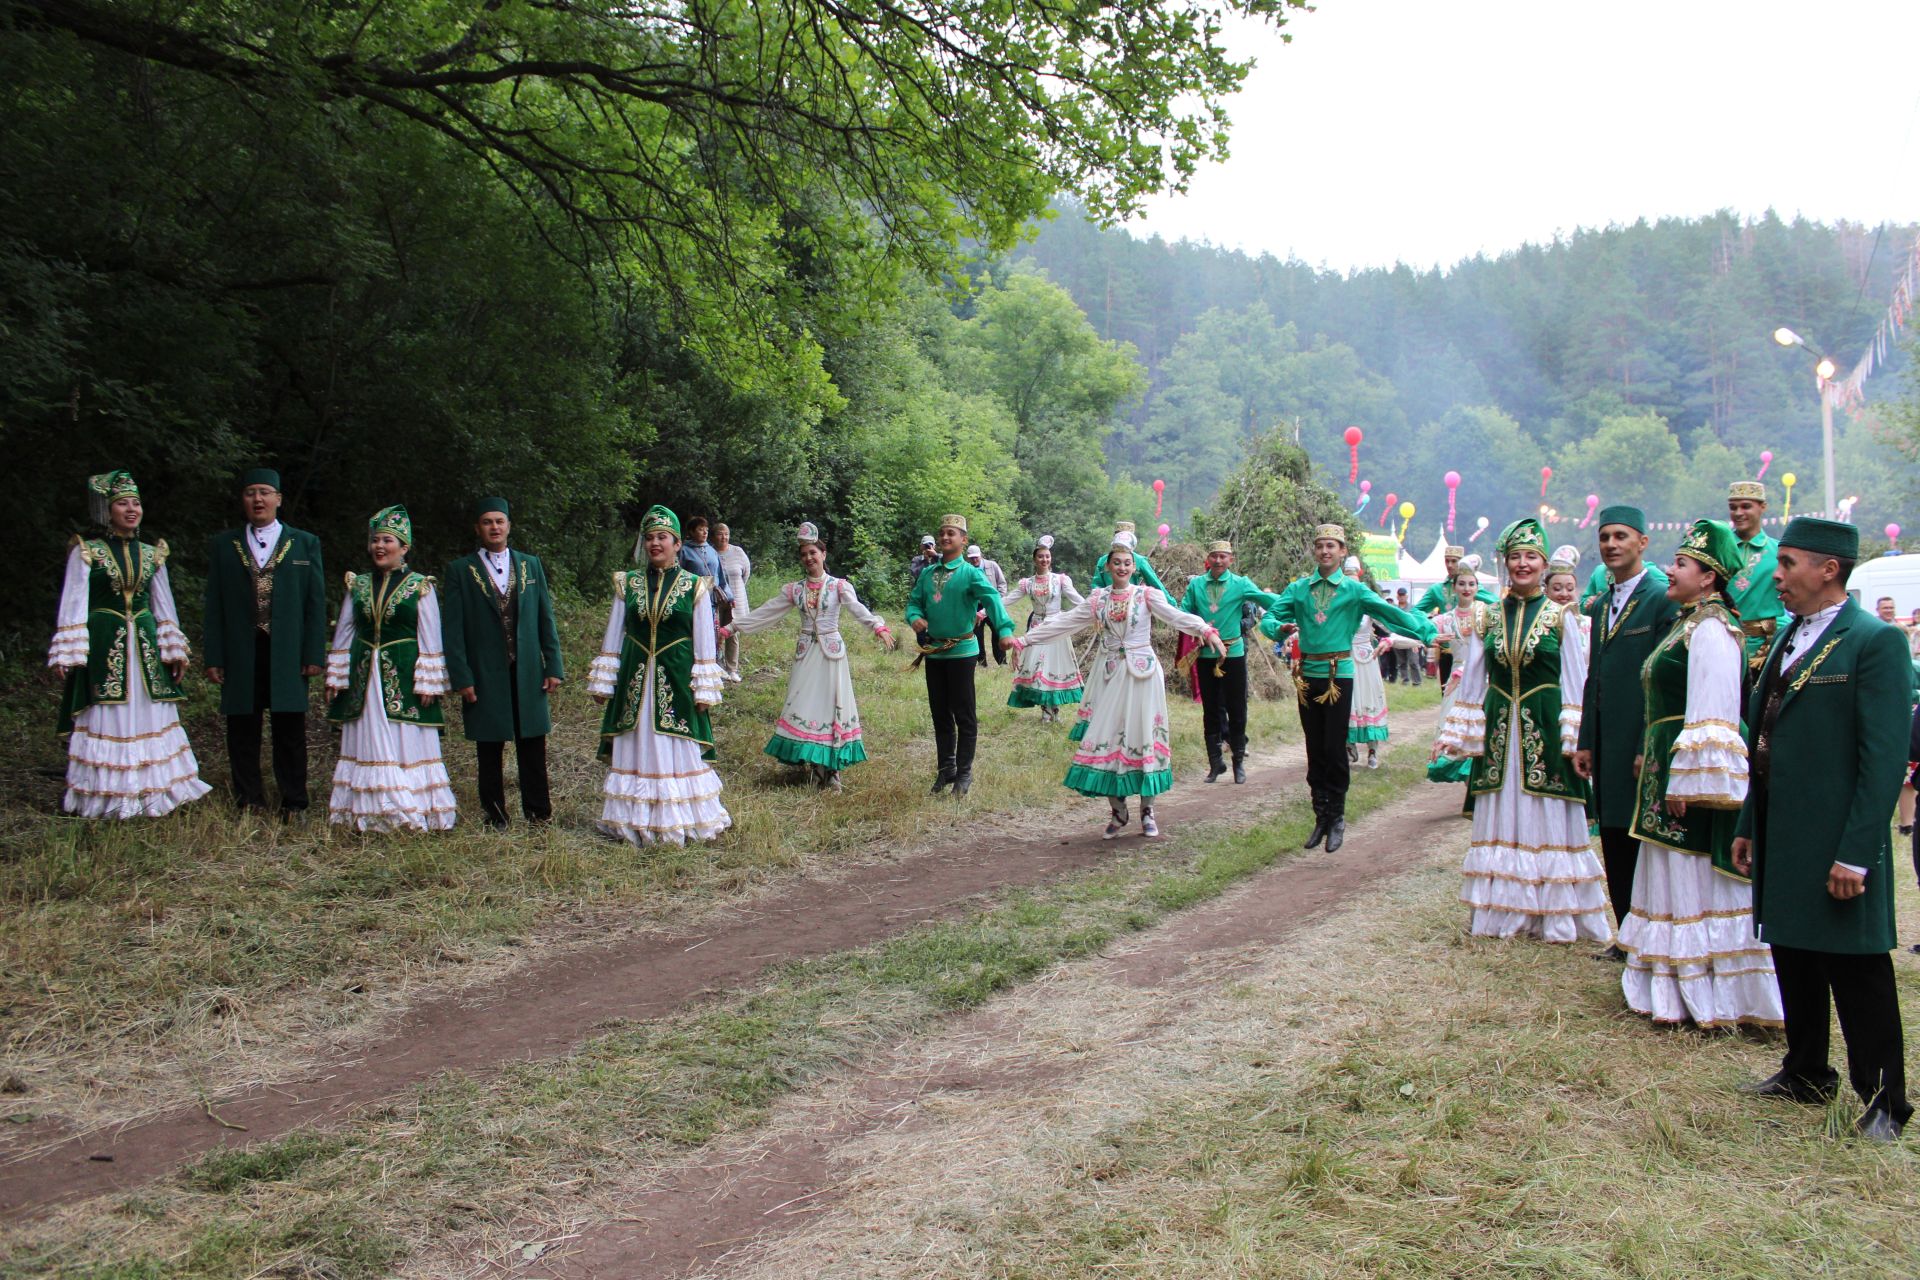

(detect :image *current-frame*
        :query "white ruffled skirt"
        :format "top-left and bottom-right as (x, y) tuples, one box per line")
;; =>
(328, 664), (456, 832)
(1459, 719), (1612, 943)
(1348, 655), (1389, 744)
(598, 678), (731, 846)
(63, 664), (210, 820)
(1619, 846), (1782, 1027)
(1010, 631), (1084, 708)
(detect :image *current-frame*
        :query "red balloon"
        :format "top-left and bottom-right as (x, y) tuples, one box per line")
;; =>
(1379, 492), (1396, 526)
(1343, 426), (1363, 446)
(1152, 478), (1165, 493)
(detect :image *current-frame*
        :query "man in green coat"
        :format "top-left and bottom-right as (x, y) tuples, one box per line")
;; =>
(443, 497), (564, 827)
(202, 468), (328, 815)
(905, 513), (1016, 798)
(1257, 523), (1436, 852)
(1573, 505), (1680, 950)
(1726, 479), (1785, 678)
(1732, 517), (1913, 1141)
(1176, 539), (1285, 784)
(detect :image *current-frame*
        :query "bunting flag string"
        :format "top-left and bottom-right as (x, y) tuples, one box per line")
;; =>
(1828, 232), (1920, 415)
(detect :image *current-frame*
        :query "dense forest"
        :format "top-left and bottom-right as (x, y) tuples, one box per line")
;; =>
(1021, 207), (1920, 546)
(8, 0), (1919, 674)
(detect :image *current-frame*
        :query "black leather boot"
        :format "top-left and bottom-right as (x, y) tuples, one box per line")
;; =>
(1232, 755), (1246, 784)
(1205, 751), (1226, 783)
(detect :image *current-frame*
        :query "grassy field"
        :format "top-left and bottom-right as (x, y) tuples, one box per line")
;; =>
(719, 814), (1920, 1280)
(0, 581), (1401, 1130)
(4, 697), (1446, 1278)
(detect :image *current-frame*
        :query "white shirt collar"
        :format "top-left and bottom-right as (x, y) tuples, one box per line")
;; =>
(245, 520), (282, 567)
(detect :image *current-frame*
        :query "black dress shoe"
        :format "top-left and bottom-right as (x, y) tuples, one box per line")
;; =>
(1593, 944), (1629, 963)
(1324, 819), (1346, 853)
(1856, 1108), (1905, 1143)
(1205, 759), (1226, 784)
(1739, 1070), (1840, 1104)
(1304, 818), (1328, 850)
(1232, 759), (1246, 784)
(951, 772), (972, 798)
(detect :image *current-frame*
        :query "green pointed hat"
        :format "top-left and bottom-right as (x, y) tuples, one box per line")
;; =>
(1675, 519), (1741, 582)
(1495, 516), (1547, 556)
(86, 470), (139, 525)
(640, 504), (681, 538)
(368, 504), (413, 545)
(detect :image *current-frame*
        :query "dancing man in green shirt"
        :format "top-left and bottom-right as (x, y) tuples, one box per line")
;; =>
(1726, 479), (1785, 679)
(904, 514), (1016, 798)
(1176, 539), (1285, 784)
(1259, 523), (1436, 852)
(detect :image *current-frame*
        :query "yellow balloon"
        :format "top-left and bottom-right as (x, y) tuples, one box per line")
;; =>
(1782, 472), (1797, 487)
(1399, 501), (1415, 519)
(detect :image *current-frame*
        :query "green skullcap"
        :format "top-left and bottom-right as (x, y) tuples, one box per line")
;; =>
(640, 504), (681, 539)
(472, 495), (510, 521)
(1675, 518), (1741, 581)
(368, 504), (413, 545)
(1495, 517), (1547, 556)
(1596, 505), (1645, 533)
(1779, 516), (1858, 562)
(240, 468), (281, 491)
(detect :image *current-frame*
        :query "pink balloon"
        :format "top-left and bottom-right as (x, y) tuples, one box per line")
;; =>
(1157, 523), (1170, 536)
(1887, 523), (1901, 541)
(1360, 479), (1371, 493)
(1444, 471), (1461, 488)
(1761, 450), (1774, 462)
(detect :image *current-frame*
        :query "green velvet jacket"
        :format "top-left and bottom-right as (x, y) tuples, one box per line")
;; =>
(1467, 593), (1584, 805)
(326, 570), (444, 728)
(442, 549), (564, 742)
(1577, 569), (1681, 826)
(203, 524), (328, 715)
(597, 566), (716, 760)
(1627, 601), (1744, 874)
(58, 536), (187, 732)
(1737, 601), (1914, 953)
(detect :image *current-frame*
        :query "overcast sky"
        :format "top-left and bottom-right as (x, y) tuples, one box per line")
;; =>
(1131, 0), (1920, 272)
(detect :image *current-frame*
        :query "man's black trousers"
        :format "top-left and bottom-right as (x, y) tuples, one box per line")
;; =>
(1296, 675), (1354, 820)
(924, 657), (978, 778)
(1771, 943), (1911, 1123)
(1197, 654), (1248, 763)
(476, 661), (552, 826)
(226, 631), (309, 813)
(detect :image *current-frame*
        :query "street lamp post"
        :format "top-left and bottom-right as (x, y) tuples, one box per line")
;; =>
(1772, 327), (1839, 516)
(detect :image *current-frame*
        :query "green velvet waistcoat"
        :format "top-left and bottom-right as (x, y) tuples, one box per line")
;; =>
(59, 536), (186, 732)
(597, 566), (715, 761)
(1470, 593), (1583, 802)
(1628, 601), (1744, 876)
(326, 569), (444, 727)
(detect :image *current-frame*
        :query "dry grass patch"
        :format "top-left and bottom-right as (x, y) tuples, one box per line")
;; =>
(0, 714), (1443, 1279)
(710, 823), (1919, 1280)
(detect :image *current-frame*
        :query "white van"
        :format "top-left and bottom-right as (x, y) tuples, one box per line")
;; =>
(1846, 552), (1920, 619)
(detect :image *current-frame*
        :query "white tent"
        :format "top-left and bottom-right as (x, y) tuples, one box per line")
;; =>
(1381, 533), (1497, 594)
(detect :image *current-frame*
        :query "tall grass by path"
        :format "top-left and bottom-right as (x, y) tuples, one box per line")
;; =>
(1, 713), (1445, 1279)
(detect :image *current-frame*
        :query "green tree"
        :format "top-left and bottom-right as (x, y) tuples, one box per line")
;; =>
(1194, 428), (1360, 590)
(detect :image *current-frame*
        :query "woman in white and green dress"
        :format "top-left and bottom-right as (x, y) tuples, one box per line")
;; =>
(1437, 517), (1611, 943)
(1011, 540), (1222, 839)
(1427, 565), (1482, 785)
(1617, 519), (1782, 1028)
(51, 470), (211, 819)
(722, 522), (895, 792)
(325, 505), (457, 832)
(1003, 535), (1086, 722)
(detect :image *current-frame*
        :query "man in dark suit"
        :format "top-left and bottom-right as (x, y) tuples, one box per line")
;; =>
(203, 468), (328, 815)
(443, 497), (564, 827)
(1574, 506), (1679, 955)
(1733, 517), (1913, 1142)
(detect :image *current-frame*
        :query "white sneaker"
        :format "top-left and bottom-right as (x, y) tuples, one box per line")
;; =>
(1367, 750), (1379, 770)
(1140, 810), (1160, 838)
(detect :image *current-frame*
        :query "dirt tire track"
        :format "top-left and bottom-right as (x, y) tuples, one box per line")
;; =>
(1, 709), (1437, 1221)
(502, 781), (1468, 1279)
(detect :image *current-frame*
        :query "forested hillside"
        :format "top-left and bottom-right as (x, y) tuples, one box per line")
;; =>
(1022, 208), (1920, 541)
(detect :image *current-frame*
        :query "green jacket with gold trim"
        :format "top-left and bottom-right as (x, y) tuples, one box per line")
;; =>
(202, 524), (328, 715)
(56, 535), (188, 732)
(442, 549), (564, 742)
(1737, 600), (1913, 953)
(325, 569), (446, 728)
(1577, 569), (1680, 826)
(594, 565), (719, 761)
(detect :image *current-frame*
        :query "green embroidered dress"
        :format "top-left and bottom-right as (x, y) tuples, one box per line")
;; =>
(1438, 592), (1612, 942)
(588, 566), (731, 845)
(1616, 600), (1781, 1026)
(51, 536), (210, 818)
(324, 569), (456, 831)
